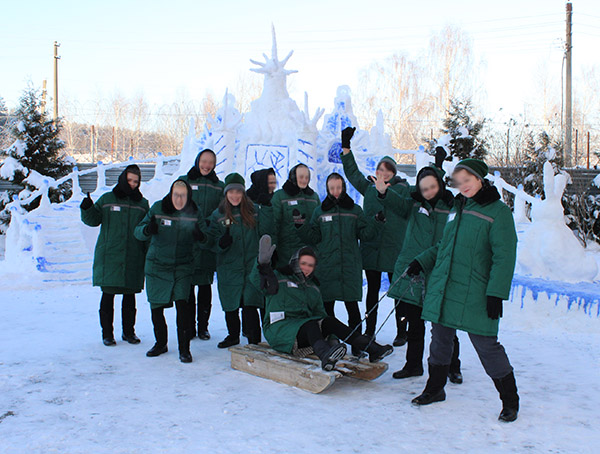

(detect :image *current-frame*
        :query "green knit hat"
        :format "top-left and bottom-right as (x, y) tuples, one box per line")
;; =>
(377, 156), (397, 175)
(224, 172), (246, 194)
(454, 158), (488, 181)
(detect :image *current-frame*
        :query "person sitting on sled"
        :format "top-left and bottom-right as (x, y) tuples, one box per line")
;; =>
(250, 235), (393, 372)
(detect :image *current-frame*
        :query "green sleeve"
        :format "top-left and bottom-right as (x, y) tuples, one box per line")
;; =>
(356, 207), (381, 242)
(297, 208), (322, 245)
(249, 263), (265, 295)
(378, 189), (413, 218)
(415, 242), (440, 273)
(486, 206), (518, 300)
(204, 211), (227, 253)
(271, 192), (283, 248)
(80, 195), (103, 227)
(256, 204), (274, 237)
(134, 205), (154, 242)
(340, 151), (370, 196)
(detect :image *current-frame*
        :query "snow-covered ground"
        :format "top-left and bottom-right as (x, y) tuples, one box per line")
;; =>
(1, 279), (598, 454)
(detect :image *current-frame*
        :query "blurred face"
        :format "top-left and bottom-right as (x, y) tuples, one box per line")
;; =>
(126, 172), (140, 190)
(376, 163), (395, 182)
(299, 255), (316, 277)
(453, 169), (483, 198)
(295, 166), (310, 189)
(327, 177), (344, 199)
(198, 153), (216, 176)
(419, 175), (440, 201)
(172, 184), (188, 210)
(267, 174), (277, 193)
(226, 189), (244, 206)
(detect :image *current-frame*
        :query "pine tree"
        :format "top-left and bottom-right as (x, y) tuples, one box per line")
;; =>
(439, 99), (488, 160)
(0, 86), (74, 226)
(518, 131), (564, 198)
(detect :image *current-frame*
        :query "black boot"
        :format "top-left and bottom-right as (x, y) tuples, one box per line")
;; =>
(217, 335), (240, 349)
(147, 308), (168, 357)
(178, 330), (193, 363)
(493, 372), (519, 422)
(99, 294), (116, 346)
(121, 295), (139, 344)
(448, 335), (462, 383)
(412, 363), (449, 406)
(392, 363), (424, 379)
(312, 339), (347, 371)
(393, 317), (407, 347)
(351, 335), (393, 363)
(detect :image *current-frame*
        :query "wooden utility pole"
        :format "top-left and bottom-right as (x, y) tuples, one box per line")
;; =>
(41, 79), (47, 114)
(53, 41), (61, 122)
(565, 3), (573, 167)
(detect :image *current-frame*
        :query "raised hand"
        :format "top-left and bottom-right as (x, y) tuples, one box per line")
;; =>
(80, 192), (93, 210)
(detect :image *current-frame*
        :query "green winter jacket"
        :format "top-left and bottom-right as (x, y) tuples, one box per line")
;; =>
(81, 189), (149, 294)
(134, 195), (206, 309)
(299, 195), (381, 302)
(380, 167), (454, 307)
(178, 171), (224, 285)
(205, 204), (271, 312)
(271, 184), (320, 269)
(341, 151), (411, 272)
(416, 184), (518, 336)
(250, 265), (327, 354)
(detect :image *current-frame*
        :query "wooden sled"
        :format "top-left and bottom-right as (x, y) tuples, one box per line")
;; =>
(229, 343), (389, 394)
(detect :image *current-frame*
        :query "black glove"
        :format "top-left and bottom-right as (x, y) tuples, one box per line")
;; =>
(487, 296), (503, 320)
(219, 227), (233, 249)
(341, 126), (356, 149)
(80, 192), (93, 210)
(292, 208), (305, 229)
(258, 263), (279, 295)
(405, 259), (423, 277)
(434, 146), (447, 169)
(375, 210), (386, 223)
(192, 224), (205, 242)
(144, 215), (159, 236)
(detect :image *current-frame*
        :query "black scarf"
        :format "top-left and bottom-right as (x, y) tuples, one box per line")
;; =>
(321, 192), (355, 211)
(186, 166), (219, 183)
(471, 180), (501, 206)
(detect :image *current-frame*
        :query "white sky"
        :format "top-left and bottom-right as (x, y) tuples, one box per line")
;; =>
(1, 0), (599, 125)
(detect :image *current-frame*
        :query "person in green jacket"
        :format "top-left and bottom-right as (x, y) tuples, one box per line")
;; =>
(340, 126), (411, 346)
(374, 147), (462, 382)
(296, 172), (383, 356)
(178, 149), (225, 341)
(205, 173), (269, 349)
(271, 164), (320, 269)
(134, 179), (208, 363)
(250, 235), (393, 371)
(405, 158), (520, 423)
(80, 164), (149, 346)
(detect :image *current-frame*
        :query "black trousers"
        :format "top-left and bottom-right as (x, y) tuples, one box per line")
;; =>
(224, 300), (262, 344)
(400, 301), (461, 372)
(99, 292), (136, 339)
(150, 300), (193, 352)
(365, 270), (406, 337)
(323, 301), (362, 335)
(188, 284), (212, 333)
(296, 316), (361, 349)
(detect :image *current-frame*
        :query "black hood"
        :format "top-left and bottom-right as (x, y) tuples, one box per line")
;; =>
(411, 165), (453, 208)
(283, 164), (315, 196)
(322, 173), (354, 211)
(247, 168), (275, 205)
(161, 178), (199, 214)
(113, 165), (143, 202)
(187, 149), (219, 182)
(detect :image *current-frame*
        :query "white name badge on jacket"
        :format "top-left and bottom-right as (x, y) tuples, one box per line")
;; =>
(418, 207), (429, 216)
(288, 200), (298, 206)
(270, 311), (285, 324)
(322, 215), (333, 222)
(161, 219), (172, 226)
(287, 281), (298, 288)
(111, 206), (121, 212)
(447, 212), (457, 223)
(191, 185), (199, 190)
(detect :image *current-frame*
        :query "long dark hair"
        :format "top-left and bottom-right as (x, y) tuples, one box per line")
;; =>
(219, 192), (256, 228)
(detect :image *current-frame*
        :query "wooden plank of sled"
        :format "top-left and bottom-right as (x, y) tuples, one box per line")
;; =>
(229, 345), (341, 394)
(243, 343), (388, 382)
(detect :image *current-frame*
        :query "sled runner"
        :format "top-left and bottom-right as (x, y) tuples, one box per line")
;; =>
(229, 343), (389, 393)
